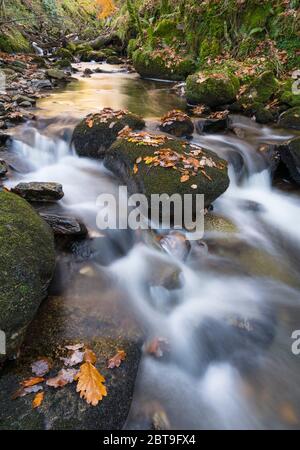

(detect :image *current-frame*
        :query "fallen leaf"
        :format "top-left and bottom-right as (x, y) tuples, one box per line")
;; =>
(32, 391), (44, 409)
(61, 349), (84, 367)
(31, 358), (52, 377)
(133, 163), (138, 174)
(107, 350), (126, 369)
(75, 362), (107, 406)
(12, 384), (43, 400)
(180, 174), (190, 183)
(65, 343), (85, 351)
(144, 338), (169, 358)
(46, 368), (78, 388)
(86, 119), (94, 128)
(21, 377), (45, 388)
(84, 349), (97, 364)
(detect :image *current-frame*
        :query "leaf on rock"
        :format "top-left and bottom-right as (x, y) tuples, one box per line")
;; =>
(75, 362), (107, 406)
(46, 368), (78, 388)
(86, 119), (94, 128)
(133, 163), (139, 174)
(84, 348), (97, 364)
(180, 174), (190, 183)
(61, 349), (84, 367)
(21, 377), (45, 388)
(107, 350), (126, 369)
(65, 343), (85, 351)
(12, 384), (43, 400)
(32, 391), (44, 409)
(31, 358), (52, 377)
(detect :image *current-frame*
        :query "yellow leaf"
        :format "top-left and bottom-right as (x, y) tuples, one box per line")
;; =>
(75, 362), (107, 406)
(84, 349), (97, 364)
(133, 163), (139, 174)
(32, 391), (44, 409)
(21, 377), (45, 387)
(180, 175), (190, 183)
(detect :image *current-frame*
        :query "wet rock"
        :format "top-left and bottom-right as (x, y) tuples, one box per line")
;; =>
(186, 71), (239, 107)
(105, 130), (230, 210)
(31, 79), (52, 90)
(196, 117), (228, 133)
(11, 182), (64, 202)
(278, 107), (300, 130)
(72, 108), (145, 159)
(0, 159), (8, 176)
(40, 213), (87, 239)
(159, 110), (194, 137)
(19, 101), (32, 108)
(0, 191), (55, 364)
(106, 56), (123, 65)
(241, 71), (279, 105)
(0, 265), (142, 429)
(46, 69), (68, 81)
(83, 68), (93, 77)
(278, 137), (300, 184)
(204, 213), (237, 234)
(257, 143), (280, 178)
(133, 49), (196, 82)
(158, 231), (191, 261)
(0, 133), (10, 146)
(254, 105), (274, 124)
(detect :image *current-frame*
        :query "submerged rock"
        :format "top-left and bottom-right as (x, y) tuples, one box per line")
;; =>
(72, 108), (145, 159)
(104, 130), (230, 211)
(11, 182), (64, 202)
(46, 69), (68, 81)
(196, 117), (228, 133)
(278, 107), (300, 130)
(186, 71), (239, 107)
(278, 137), (300, 184)
(0, 191), (55, 364)
(159, 110), (194, 137)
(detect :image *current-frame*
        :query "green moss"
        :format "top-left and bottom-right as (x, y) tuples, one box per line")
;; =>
(279, 80), (300, 108)
(0, 30), (31, 53)
(54, 58), (72, 69)
(240, 2), (272, 33)
(243, 70), (279, 104)
(199, 38), (220, 63)
(54, 48), (73, 60)
(127, 38), (139, 58)
(133, 49), (196, 81)
(186, 70), (239, 107)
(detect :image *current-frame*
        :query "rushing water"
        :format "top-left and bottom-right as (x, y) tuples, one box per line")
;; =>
(7, 63), (300, 429)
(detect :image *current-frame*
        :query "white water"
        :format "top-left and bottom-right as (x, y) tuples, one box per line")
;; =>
(7, 73), (300, 429)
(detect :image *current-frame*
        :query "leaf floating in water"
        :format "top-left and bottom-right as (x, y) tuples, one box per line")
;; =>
(107, 350), (126, 369)
(46, 369), (78, 388)
(32, 391), (44, 409)
(75, 362), (107, 406)
(31, 358), (52, 377)
(144, 338), (169, 358)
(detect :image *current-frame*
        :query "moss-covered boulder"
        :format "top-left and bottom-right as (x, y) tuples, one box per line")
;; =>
(104, 130), (229, 212)
(279, 137), (300, 184)
(159, 110), (194, 137)
(72, 108), (145, 159)
(186, 71), (239, 107)
(0, 191), (55, 364)
(54, 48), (74, 60)
(278, 107), (300, 130)
(133, 49), (196, 81)
(279, 79), (300, 108)
(241, 71), (279, 105)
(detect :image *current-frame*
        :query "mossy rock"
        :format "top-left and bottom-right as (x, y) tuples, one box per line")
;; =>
(72, 109), (145, 159)
(104, 132), (230, 211)
(54, 59), (72, 69)
(0, 191), (55, 364)
(241, 71), (279, 105)
(133, 49), (196, 82)
(199, 38), (220, 63)
(127, 39), (139, 58)
(54, 48), (73, 60)
(278, 137), (300, 184)
(278, 107), (300, 130)
(106, 55), (123, 65)
(153, 18), (183, 44)
(0, 30), (30, 53)
(186, 71), (239, 107)
(82, 50), (106, 62)
(279, 79), (300, 108)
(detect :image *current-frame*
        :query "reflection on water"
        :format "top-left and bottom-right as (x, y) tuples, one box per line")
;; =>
(38, 63), (186, 120)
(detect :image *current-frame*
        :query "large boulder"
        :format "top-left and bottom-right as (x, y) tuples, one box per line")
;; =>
(11, 182), (64, 202)
(278, 107), (300, 130)
(0, 191), (55, 364)
(242, 71), (279, 104)
(278, 137), (300, 184)
(186, 71), (239, 107)
(72, 108), (145, 159)
(132, 49), (196, 82)
(104, 130), (229, 212)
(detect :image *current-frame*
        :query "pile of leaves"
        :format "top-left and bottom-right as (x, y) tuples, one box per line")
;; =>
(160, 109), (191, 125)
(118, 127), (172, 147)
(85, 108), (129, 128)
(12, 344), (126, 409)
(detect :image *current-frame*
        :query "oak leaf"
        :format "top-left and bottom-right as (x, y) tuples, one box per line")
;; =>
(75, 362), (107, 406)
(84, 349), (97, 364)
(12, 384), (43, 400)
(32, 392), (44, 409)
(107, 350), (126, 369)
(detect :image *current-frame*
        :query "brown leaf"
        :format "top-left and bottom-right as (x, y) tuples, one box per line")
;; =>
(21, 377), (45, 388)
(84, 349), (97, 364)
(31, 358), (52, 377)
(12, 384), (43, 400)
(75, 362), (107, 406)
(32, 392), (44, 409)
(46, 368), (78, 388)
(180, 174), (190, 183)
(86, 119), (94, 128)
(144, 338), (169, 358)
(107, 350), (126, 369)
(133, 163), (138, 174)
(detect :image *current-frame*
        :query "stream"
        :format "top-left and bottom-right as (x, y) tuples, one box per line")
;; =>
(6, 62), (300, 430)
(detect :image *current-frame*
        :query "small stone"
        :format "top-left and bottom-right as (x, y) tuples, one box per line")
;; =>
(40, 213), (87, 238)
(11, 182), (64, 202)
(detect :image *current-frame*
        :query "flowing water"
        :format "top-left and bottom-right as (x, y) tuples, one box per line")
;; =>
(6, 63), (300, 429)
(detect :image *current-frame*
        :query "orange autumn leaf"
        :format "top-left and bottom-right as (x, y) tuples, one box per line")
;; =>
(75, 362), (107, 406)
(107, 350), (126, 369)
(133, 163), (138, 174)
(32, 391), (44, 409)
(180, 174), (190, 183)
(21, 377), (45, 388)
(84, 348), (97, 364)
